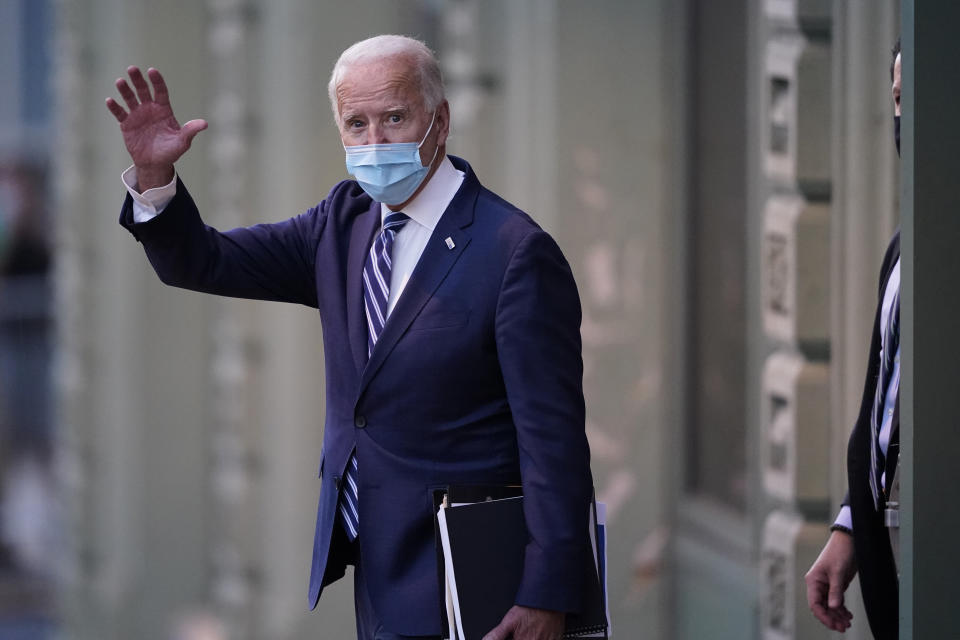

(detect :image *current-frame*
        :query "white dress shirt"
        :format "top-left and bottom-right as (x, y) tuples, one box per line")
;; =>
(376, 157), (464, 316)
(121, 156), (466, 318)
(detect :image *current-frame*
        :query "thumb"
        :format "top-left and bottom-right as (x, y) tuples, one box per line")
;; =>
(181, 119), (208, 145)
(827, 579), (845, 609)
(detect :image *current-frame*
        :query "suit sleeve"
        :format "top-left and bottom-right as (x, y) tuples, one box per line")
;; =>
(495, 228), (594, 613)
(119, 178), (325, 307)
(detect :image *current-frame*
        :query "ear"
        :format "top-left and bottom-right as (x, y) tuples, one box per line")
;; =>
(434, 99), (451, 148)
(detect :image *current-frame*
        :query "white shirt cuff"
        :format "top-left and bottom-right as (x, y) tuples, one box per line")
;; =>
(121, 165), (177, 223)
(833, 505), (853, 532)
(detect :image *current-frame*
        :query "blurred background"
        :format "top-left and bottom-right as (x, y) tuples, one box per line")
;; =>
(0, 0), (909, 638)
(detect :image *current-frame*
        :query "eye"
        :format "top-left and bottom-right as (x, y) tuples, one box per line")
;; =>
(388, 113), (403, 124)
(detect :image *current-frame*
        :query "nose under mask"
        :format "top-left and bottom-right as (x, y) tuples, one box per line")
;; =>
(343, 113), (439, 204)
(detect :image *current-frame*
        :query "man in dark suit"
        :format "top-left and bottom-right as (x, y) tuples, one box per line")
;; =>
(805, 40), (902, 640)
(106, 35), (593, 640)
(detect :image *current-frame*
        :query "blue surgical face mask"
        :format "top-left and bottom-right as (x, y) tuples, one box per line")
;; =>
(343, 113), (439, 204)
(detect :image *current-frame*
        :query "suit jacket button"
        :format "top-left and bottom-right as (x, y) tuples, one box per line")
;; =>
(355, 415), (367, 428)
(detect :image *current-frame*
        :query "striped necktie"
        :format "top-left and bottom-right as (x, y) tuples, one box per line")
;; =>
(869, 286), (900, 509)
(339, 211), (410, 540)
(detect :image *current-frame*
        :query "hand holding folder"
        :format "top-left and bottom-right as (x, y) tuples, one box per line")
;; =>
(434, 487), (609, 640)
(481, 605), (565, 640)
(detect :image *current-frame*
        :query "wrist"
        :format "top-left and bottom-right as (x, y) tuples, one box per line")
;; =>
(135, 165), (175, 192)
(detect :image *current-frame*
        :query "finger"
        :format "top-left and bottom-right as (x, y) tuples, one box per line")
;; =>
(128, 66), (153, 103)
(804, 573), (826, 610)
(812, 606), (849, 632)
(181, 119), (209, 146)
(812, 602), (852, 632)
(481, 623), (509, 640)
(807, 576), (838, 629)
(827, 607), (853, 631)
(809, 602), (834, 629)
(105, 97), (128, 122)
(115, 77), (139, 111)
(148, 68), (170, 106)
(482, 615), (515, 640)
(833, 605), (853, 622)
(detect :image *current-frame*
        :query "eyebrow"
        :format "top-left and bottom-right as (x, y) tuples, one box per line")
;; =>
(341, 105), (411, 122)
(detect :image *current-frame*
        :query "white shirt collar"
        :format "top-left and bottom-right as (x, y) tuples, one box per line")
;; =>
(380, 155), (464, 230)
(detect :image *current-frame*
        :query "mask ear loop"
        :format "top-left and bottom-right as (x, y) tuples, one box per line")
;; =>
(417, 111), (438, 147)
(417, 111), (440, 169)
(422, 135), (440, 169)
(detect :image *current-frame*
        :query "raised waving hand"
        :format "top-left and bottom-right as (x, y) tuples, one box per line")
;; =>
(106, 66), (207, 191)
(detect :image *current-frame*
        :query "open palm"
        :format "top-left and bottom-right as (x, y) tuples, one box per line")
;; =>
(106, 66), (207, 189)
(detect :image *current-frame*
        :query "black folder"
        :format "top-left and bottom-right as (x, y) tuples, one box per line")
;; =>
(435, 489), (608, 639)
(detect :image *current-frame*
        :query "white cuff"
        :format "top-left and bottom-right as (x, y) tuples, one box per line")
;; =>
(833, 505), (853, 532)
(121, 165), (177, 223)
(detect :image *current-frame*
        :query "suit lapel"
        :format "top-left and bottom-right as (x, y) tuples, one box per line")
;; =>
(347, 201), (382, 374)
(358, 162), (479, 395)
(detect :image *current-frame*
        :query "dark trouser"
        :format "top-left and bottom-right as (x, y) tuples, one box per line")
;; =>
(352, 538), (441, 640)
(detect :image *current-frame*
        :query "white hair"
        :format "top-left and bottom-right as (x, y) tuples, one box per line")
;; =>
(327, 35), (445, 126)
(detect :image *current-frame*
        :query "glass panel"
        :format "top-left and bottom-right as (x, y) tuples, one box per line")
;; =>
(684, 0), (748, 512)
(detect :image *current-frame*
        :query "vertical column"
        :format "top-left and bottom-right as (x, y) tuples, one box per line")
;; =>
(501, 0), (558, 233)
(900, 2), (960, 636)
(54, 0), (213, 637)
(52, 0), (92, 627)
(758, 2), (833, 639)
(205, 2), (263, 637)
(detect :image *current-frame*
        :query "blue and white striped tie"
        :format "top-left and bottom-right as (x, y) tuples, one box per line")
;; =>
(339, 211), (410, 540)
(362, 212), (411, 357)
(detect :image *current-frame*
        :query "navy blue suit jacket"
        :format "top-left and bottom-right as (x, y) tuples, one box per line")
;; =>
(120, 156), (594, 636)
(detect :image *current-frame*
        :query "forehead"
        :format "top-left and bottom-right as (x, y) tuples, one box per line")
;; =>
(336, 57), (423, 115)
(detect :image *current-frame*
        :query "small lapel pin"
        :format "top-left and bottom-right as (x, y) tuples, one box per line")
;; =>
(445, 237), (455, 250)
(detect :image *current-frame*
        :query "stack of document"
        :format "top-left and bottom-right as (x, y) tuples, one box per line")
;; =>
(435, 487), (610, 640)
